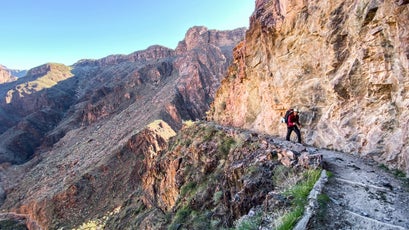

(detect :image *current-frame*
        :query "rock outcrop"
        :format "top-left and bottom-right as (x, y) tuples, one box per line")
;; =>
(210, 0), (409, 174)
(0, 63), (77, 164)
(0, 26), (246, 228)
(0, 26), (245, 165)
(0, 65), (17, 84)
(0, 119), (321, 229)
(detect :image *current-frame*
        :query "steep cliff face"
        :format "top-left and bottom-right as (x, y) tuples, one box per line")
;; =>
(0, 26), (246, 229)
(173, 26), (245, 120)
(0, 118), (319, 229)
(0, 26), (245, 165)
(0, 65), (17, 84)
(102, 121), (319, 230)
(210, 0), (409, 174)
(0, 63), (77, 164)
(1, 120), (175, 229)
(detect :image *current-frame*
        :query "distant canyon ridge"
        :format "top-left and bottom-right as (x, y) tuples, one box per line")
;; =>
(0, 26), (246, 165)
(0, 65), (26, 84)
(0, 26), (247, 228)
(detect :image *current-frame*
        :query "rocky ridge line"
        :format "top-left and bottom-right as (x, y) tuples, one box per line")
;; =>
(0, 26), (247, 229)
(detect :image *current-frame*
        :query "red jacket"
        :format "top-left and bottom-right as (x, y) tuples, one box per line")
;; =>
(287, 113), (300, 127)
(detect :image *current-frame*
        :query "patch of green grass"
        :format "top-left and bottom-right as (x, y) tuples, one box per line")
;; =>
(278, 169), (322, 230)
(169, 206), (192, 230)
(392, 169), (406, 178)
(235, 211), (263, 230)
(317, 193), (330, 207)
(213, 191), (223, 204)
(277, 206), (304, 230)
(379, 164), (408, 181)
(218, 137), (236, 155)
(180, 181), (197, 197)
(272, 165), (298, 190)
(326, 170), (334, 178)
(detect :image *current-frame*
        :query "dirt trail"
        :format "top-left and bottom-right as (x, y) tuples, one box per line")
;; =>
(307, 149), (409, 230)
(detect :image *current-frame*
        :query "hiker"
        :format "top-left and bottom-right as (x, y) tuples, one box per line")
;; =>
(286, 108), (302, 143)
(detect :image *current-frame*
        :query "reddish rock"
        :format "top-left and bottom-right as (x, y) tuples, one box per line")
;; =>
(0, 26), (245, 228)
(0, 65), (17, 84)
(210, 0), (409, 175)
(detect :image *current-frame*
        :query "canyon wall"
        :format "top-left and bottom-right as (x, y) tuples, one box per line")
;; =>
(0, 26), (246, 229)
(0, 26), (245, 165)
(0, 65), (17, 84)
(210, 0), (409, 174)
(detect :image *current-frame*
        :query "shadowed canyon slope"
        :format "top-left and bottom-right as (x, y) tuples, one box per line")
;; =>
(0, 66), (17, 84)
(210, 0), (409, 174)
(0, 26), (245, 228)
(0, 26), (245, 165)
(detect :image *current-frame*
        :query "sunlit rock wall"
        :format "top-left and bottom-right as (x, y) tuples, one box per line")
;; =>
(210, 0), (409, 174)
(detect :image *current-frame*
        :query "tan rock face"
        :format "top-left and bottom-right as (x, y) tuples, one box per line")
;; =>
(0, 66), (17, 84)
(210, 0), (409, 174)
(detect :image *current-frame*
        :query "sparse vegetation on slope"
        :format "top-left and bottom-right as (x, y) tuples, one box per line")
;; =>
(103, 121), (322, 229)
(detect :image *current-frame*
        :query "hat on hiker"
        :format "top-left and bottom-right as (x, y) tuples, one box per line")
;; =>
(294, 108), (299, 112)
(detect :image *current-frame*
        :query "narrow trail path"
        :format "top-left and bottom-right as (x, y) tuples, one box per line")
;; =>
(307, 149), (409, 230)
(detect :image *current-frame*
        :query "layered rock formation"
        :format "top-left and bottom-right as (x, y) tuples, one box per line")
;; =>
(103, 121), (321, 230)
(0, 26), (245, 165)
(0, 26), (246, 228)
(0, 63), (77, 163)
(0, 65), (17, 84)
(210, 0), (409, 174)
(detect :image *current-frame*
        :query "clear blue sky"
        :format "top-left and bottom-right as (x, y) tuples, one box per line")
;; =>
(1, 0), (254, 70)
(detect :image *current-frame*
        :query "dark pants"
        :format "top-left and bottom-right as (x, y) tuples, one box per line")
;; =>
(286, 126), (301, 143)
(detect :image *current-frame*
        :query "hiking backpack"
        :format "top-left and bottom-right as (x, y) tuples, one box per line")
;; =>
(283, 109), (294, 124)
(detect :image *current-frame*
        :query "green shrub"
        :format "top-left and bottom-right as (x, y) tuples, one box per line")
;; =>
(180, 181), (197, 197)
(203, 126), (217, 141)
(213, 191), (223, 204)
(218, 137), (235, 155)
(191, 211), (211, 229)
(326, 170), (334, 178)
(272, 165), (298, 191)
(277, 206), (304, 230)
(184, 138), (192, 147)
(392, 169), (406, 178)
(235, 211), (263, 230)
(169, 207), (192, 230)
